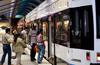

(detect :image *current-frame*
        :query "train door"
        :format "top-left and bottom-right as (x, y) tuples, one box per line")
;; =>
(37, 18), (50, 58)
(51, 10), (70, 65)
(70, 6), (94, 50)
(42, 20), (49, 58)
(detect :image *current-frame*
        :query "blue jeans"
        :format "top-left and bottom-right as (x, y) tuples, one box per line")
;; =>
(37, 44), (45, 63)
(0, 44), (11, 65)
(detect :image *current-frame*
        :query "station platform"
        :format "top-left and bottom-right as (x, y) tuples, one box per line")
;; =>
(0, 43), (52, 65)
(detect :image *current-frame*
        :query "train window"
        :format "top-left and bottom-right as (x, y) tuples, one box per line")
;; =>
(70, 6), (94, 50)
(43, 22), (48, 41)
(96, 0), (100, 38)
(52, 12), (70, 47)
(37, 19), (48, 41)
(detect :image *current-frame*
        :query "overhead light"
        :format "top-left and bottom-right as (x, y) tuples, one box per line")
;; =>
(15, 15), (23, 18)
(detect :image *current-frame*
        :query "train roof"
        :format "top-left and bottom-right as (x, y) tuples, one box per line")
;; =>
(25, 0), (93, 21)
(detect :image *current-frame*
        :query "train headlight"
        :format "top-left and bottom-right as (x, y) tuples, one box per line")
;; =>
(97, 53), (100, 62)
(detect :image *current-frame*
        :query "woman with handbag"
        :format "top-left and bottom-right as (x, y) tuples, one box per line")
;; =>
(37, 29), (45, 64)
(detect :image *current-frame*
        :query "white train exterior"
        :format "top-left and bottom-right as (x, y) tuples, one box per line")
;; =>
(25, 0), (100, 65)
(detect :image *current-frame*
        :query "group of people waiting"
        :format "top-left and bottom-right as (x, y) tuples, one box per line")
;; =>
(0, 24), (45, 65)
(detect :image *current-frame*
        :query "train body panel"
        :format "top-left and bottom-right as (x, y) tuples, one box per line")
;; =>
(68, 0), (92, 8)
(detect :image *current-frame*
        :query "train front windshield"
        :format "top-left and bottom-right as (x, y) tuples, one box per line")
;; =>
(70, 6), (94, 50)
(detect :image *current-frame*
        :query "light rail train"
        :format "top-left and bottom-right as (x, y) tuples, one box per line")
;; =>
(25, 0), (100, 65)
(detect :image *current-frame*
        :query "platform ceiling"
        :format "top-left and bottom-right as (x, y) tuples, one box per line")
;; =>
(0, 0), (44, 19)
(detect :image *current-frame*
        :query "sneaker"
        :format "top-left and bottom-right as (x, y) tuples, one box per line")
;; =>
(31, 58), (36, 62)
(22, 52), (26, 55)
(20, 63), (22, 65)
(11, 56), (16, 59)
(33, 58), (36, 61)
(38, 62), (41, 64)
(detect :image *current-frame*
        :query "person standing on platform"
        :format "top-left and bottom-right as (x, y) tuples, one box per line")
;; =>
(0, 28), (13, 65)
(37, 29), (45, 64)
(21, 27), (28, 44)
(28, 24), (37, 62)
(13, 33), (26, 65)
